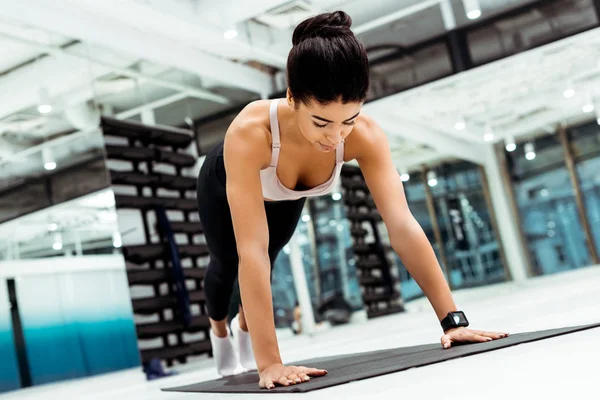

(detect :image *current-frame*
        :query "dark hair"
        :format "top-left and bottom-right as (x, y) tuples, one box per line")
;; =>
(287, 11), (370, 106)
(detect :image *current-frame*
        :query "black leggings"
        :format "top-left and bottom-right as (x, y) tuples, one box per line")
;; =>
(196, 141), (306, 321)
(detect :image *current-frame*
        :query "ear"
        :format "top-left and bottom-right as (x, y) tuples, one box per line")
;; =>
(286, 88), (295, 108)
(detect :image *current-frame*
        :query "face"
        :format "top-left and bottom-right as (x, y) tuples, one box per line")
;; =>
(287, 93), (363, 153)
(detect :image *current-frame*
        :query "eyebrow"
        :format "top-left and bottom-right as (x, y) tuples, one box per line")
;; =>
(311, 111), (360, 123)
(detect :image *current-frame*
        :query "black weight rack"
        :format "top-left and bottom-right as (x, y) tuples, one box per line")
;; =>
(340, 165), (405, 318)
(100, 116), (211, 367)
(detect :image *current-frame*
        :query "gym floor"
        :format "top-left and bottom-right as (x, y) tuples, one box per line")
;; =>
(5, 265), (599, 400)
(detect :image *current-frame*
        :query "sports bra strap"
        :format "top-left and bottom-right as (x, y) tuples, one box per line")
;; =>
(269, 99), (281, 167)
(335, 140), (345, 163)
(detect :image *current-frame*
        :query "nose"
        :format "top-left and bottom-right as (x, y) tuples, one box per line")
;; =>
(325, 131), (343, 146)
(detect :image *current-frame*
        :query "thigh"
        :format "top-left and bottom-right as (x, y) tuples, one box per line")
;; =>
(264, 198), (306, 261)
(197, 156), (238, 268)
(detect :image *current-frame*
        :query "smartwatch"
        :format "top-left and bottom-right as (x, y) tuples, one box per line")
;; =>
(440, 311), (469, 332)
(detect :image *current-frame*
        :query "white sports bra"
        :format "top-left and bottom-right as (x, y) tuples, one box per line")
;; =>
(259, 99), (345, 201)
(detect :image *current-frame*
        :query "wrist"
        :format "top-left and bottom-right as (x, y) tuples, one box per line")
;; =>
(258, 359), (283, 374)
(440, 310), (469, 332)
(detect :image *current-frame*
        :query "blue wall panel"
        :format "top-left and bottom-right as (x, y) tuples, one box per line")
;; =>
(15, 270), (140, 386)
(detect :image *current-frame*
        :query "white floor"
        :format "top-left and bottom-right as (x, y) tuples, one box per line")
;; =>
(4, 265), (600, 400)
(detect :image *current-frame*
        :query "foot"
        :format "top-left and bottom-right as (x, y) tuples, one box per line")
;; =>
(209, 328), (246, 377)
(230, 314), (257, 371)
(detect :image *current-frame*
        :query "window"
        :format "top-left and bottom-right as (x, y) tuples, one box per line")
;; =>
(508, 133), (592, 275)
(571, 120), (600, 257)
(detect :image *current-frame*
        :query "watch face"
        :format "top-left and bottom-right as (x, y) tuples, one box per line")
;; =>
(451, 311), (467, 325)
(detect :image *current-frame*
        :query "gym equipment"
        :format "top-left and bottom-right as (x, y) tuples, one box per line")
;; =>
(163, 322), (600, 393)
(101, 116), (211, 367)
(341, 165), (403, 318)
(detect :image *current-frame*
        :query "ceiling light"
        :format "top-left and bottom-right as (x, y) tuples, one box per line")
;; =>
(224, 29), (238, 39)
(38, 87), (52, 114)
(38, 104), (52, 114)
(583, 91), (594, 113)
(301, 214), (311, 222)
(455, 118), (466, 131)
(53, 233), (63, 251)
(48, 223), (58, 231)
(427, 171), (438, 187)
(484, 125), (494, 142)
(331, 192), (342, 201)
(112, 231), (122, 248)
(524, 142), (536, 161)
(398, 164), (410, 182)
(505, 135), (516, 152)
(43, 147), (56, 171)
(467, 9), (481, 19)
(563, 88), (575, 99)
(463, 0), (481, 20)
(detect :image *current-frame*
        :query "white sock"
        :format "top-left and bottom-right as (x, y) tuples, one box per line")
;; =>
(209, 329), (245, 377)
(231, 314), (257, 371)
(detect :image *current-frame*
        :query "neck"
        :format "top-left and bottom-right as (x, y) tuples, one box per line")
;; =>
(278, 100), (309, 147)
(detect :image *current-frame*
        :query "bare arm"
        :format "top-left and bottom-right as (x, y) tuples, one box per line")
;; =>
(223, 125), (282, 372)
(354, 117), (457, 322)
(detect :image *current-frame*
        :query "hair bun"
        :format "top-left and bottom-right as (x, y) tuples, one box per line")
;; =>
(292, 11), (353, 46)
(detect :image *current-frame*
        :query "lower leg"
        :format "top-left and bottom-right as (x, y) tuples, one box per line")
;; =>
(231, 305), (256, 371)
(210, 317), (229, 338)
(238, 305), (249, 332)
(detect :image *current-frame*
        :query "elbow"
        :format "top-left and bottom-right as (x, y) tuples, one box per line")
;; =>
(388, 215), (421, 250)
(238, 246), (270, 272)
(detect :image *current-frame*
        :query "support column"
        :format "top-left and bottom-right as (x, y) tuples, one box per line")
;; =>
(140, 109), (156, 125)
(557, 125), (600, 264)
(421, 166), (453, 288)
(288, 230), (316, 335)
(440, 0), (473, 73)
(594, 0), (600, 25)
(482, 143), (531, 282)
(478, 165), (511, 281)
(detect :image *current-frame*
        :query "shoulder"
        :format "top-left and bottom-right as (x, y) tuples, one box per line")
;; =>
(223, 100), (272, 168)
(344, 112), (389, 162)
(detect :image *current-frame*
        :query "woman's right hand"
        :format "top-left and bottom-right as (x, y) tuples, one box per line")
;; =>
(259, 363), (328, 390)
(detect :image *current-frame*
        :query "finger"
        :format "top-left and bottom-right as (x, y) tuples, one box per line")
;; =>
(483, 332), (508, 340)
(278, 375), (292, 387)
(297, 372), (310, 382)
(287, 373), (302, 384)
(441, 334), (452, 349)
(301, 367), (328, 376)
(264, 379), (275, 390)
(473, 330), (509, 338)
(470, 334), (493, 343)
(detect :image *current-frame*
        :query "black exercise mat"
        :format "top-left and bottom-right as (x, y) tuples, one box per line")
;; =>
(163, 322), (600, 394)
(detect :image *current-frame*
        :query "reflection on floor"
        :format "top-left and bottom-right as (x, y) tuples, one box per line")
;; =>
(4, 265), (600, 399)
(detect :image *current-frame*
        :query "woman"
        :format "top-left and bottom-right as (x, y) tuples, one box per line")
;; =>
(196, 10), (508, 390)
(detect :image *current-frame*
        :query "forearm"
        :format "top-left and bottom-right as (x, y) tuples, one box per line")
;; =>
(390, 217), (457, 322)
(238, 253), (282, 372)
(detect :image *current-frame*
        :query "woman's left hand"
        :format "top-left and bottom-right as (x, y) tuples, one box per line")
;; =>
(441, 327), (509, 349)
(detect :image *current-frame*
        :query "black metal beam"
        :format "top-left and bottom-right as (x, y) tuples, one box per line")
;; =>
(0, 154), (106, 225)
(7, 279), (32, 388)
(594, 0), (600, 23)
(446, 30), (473, 73)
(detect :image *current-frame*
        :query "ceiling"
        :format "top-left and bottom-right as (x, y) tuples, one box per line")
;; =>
(364, 26), (600, 167)
(0, 189), (120, 260)
(0, 0), (596, 180)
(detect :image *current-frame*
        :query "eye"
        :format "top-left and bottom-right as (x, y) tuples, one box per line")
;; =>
(313, 122), (328, 128)
(343, 120), (356, 126)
